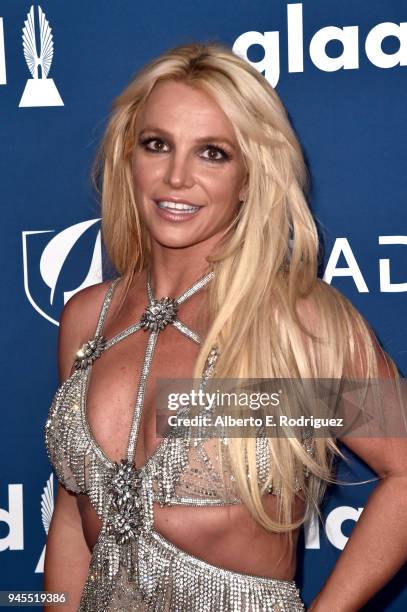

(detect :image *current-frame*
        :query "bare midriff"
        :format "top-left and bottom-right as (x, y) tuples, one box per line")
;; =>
(77, 494), (303, 581)
(75, 276), (304, 582)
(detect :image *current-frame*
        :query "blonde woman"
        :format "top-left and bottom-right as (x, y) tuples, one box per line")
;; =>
(44, 42), (407, 611)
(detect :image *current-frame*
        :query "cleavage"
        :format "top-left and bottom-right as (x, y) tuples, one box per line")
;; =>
(85, 323), (201, 468)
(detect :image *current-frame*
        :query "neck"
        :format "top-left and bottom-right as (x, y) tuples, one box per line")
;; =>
(147, 236), (221, 298)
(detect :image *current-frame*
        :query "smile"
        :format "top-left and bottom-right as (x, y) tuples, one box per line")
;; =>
(154, 200), (202, 222)
(156, 200), (200, 213)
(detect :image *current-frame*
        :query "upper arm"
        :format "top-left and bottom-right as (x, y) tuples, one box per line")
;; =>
(44, 483), (91, 611)
(295, 282), (407, 479)
(43, 282), (112, 605)
(338, 340), (407, 479)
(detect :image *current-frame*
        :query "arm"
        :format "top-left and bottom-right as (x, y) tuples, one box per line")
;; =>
(308, 347), (407, 612)
(43, 484), (91, 611)
(43, 283), (110, 610)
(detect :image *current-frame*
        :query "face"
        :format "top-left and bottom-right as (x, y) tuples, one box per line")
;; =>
(131, 80), (247, 251)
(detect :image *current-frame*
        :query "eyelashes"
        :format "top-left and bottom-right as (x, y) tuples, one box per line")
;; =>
(138, 136), (231, 163)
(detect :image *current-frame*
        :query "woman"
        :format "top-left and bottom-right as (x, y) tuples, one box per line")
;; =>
(44, 42), (407, 611)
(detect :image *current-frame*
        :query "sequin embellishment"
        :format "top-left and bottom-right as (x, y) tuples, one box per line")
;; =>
(106, 459), (144, 544)
(140, 297), (178, 332)
(74, 335), (107, 370)
(45, 272), (309, 611)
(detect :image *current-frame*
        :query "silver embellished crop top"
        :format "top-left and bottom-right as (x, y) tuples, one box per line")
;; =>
(44, 271), (312, 611)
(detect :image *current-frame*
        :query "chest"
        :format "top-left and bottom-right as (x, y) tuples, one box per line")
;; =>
(85, 324), (201, 467)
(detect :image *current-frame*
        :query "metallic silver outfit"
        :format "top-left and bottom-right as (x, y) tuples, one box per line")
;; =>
(45, 272), (310, 611)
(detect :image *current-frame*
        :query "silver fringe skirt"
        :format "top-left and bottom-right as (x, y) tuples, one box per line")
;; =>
(79, 528), (306, 611)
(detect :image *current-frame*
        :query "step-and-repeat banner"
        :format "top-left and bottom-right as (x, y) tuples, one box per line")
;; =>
(1, 1), (406, 609)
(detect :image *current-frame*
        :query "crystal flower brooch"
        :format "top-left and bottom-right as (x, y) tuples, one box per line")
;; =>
(73, 336), (108, 370)
(140, 297), (178, 332)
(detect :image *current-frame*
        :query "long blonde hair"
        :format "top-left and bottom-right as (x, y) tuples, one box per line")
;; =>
(92, 42), (401, 549)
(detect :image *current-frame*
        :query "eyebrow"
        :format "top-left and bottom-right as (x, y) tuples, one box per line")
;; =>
(138, 126), (237, 150)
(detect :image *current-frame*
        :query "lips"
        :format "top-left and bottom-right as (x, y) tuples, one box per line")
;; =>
(156, 200), (199, 213)
(153, 198), (203, 222)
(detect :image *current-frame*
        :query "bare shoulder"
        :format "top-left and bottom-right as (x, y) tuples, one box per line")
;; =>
(291, 279), (397, 377)
(59, 279), (115, 337)
(57, 279), (118, 382)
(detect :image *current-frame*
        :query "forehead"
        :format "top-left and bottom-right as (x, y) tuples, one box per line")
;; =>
(137, 80), (237, 138)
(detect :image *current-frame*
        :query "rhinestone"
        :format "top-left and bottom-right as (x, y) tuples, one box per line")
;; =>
(73, 335), (107, 370)
(45, 272), (308, 611)
(139, 297), (178, 332)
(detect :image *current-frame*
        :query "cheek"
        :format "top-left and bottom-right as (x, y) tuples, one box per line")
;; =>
(132, 157), (159, 195)
(205, 169), (243, 207)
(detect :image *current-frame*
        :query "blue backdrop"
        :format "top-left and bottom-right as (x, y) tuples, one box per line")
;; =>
(1, 1), (406, 609)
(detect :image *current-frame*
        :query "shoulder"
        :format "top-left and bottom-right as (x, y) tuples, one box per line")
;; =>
(293, 277), (372, 334)
(293, 278), (397, 378)
(57, 278), (119, 382)
(59, 279), (116, 340)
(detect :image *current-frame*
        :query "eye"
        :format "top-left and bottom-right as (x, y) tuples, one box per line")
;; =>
(139, 137), (169, 153)
(200, 145), (230, 163)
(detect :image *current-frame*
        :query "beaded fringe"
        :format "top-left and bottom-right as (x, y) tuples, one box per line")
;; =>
(78, 529), (305, 612)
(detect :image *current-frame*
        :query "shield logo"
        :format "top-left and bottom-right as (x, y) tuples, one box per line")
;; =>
(22, 218), (103, 326)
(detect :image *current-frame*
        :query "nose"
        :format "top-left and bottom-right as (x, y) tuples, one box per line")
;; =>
(163, 149), (194, 189)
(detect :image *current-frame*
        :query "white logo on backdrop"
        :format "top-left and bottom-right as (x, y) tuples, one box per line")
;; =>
(234, 2), (407, 87)
(35, 474), (54, 573)
(0, 17), (6, 85)
(304, 505), (364, 550)
(22, 219), (103, 325)
(323, 236), (407, 292)
(19, 5), (63, 107)
(1, 3), (406, 94)
(0, 484), (24, 552)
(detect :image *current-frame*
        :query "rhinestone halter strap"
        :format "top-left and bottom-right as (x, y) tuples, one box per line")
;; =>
(74, 269), (215, 545)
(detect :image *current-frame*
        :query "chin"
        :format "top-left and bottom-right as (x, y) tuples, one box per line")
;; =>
(144, 217), (227, 251)
(149, 229), (204, 250)
(155, 237), (205, 250)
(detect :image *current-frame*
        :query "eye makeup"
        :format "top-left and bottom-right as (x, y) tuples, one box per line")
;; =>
(138, 135), (231, 163)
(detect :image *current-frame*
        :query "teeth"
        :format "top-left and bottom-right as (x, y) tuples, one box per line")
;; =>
(157, 200), (199, 213)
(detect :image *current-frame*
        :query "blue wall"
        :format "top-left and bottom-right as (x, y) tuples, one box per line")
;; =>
(0, 1), (406, 609)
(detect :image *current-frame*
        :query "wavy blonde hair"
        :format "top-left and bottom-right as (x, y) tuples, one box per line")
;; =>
(92, 42), (402, 554)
